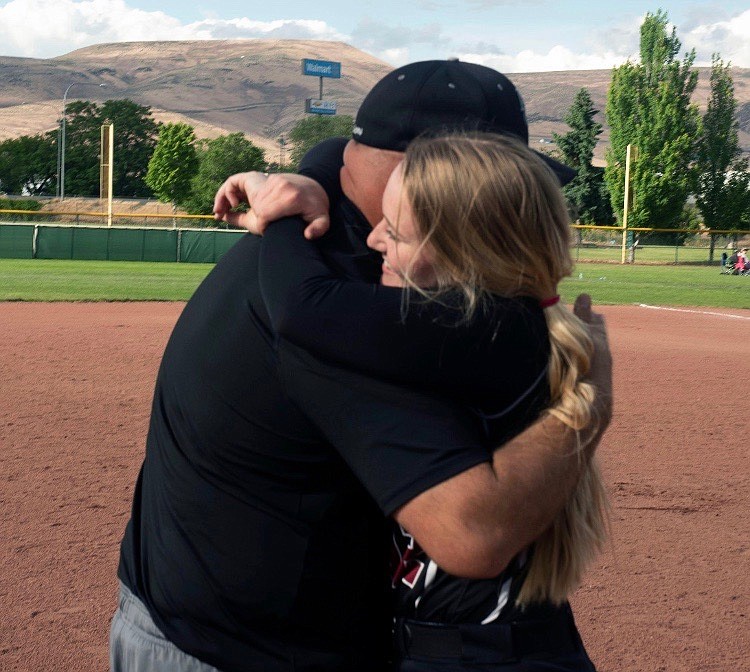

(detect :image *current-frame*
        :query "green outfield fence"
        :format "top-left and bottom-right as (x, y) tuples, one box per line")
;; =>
(0, 211), (748, 264)
(0, 222), (244, 263)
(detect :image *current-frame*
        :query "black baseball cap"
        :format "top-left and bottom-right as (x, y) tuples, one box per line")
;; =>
(353, 59), (575, 185)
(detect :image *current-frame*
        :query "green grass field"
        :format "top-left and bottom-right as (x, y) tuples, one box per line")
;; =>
(0, 258), (748, 308)
(571, 244), (718, 264)
(0, 259), (214, 301)
(561, 262), (749, 309)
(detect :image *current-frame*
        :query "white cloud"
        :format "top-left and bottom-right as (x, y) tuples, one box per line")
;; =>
(0, 0), (347, 58)
(682, 9), (750, 67)
(350, 18), (449, 65)
(2, 0), (748, 72)
(459, 45), (630, 73)
(182, 17), (347, 42)
(380, 47), (411, 66)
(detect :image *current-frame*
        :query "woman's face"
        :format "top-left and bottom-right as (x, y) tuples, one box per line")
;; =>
(366, 163), (437, 288)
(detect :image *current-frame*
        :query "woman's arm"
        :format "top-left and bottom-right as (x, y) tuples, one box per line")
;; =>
(259, 219), (547, 396)
(213, 138), (347, 237)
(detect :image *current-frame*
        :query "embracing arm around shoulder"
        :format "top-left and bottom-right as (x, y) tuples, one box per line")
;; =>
(394, 295), (613, 578)
(212, 137), (346, 238)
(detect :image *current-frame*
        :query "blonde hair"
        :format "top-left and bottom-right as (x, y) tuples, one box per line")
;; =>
(400, 133), (610, 605)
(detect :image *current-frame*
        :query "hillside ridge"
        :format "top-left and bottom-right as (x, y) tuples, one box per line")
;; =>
(1, 40), (749, 162)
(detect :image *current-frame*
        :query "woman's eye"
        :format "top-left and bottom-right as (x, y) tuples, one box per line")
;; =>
(386, 230), (397, 241)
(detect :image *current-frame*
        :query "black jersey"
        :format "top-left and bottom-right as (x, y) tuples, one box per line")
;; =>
(260, 138), (553, 626)
(116, 167), (495, 670)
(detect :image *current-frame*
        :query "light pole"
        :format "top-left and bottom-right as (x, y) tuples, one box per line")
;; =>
(60, 82), (105, 200)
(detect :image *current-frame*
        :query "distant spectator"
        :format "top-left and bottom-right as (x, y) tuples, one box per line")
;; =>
(736, 248), (748, 273)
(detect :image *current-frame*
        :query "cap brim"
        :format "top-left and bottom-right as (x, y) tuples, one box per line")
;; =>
(536, 152), (575, 187)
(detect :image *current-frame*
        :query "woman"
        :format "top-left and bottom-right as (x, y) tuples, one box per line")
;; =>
(259, 133), (609, 670)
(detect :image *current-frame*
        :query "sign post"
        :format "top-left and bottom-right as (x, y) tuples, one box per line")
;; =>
(301, 59), (341, 116)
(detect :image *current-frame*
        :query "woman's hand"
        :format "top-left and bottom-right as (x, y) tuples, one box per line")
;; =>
(213, 172), (331, 239)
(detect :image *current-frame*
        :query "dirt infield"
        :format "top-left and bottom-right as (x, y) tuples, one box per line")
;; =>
(1, 302), (749, 672)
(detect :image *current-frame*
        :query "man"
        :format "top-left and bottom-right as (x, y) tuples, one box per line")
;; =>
(112, 60), (612, 672)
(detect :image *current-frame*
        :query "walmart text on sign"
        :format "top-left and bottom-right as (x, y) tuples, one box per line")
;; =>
(301, 59), (342, 79)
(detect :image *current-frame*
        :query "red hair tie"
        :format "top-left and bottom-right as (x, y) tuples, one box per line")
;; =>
(540, 295), (560, 309)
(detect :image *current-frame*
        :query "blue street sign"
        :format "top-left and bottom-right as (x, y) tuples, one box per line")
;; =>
(301, 59), (341, 79)
(305, 99), (337, 115)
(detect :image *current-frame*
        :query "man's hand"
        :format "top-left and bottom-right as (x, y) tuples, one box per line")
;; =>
(213, 172), (331, 239)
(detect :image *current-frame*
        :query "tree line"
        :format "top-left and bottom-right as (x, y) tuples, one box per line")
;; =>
(552, 10), (749, 240)
(1, 10), (748, 235)
(0, 101), (353, 217)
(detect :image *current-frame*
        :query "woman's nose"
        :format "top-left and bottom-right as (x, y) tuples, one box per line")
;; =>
(367, 221), (387, 252)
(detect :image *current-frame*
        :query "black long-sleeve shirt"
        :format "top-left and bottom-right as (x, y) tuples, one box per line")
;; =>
(259, 138), (554, 623)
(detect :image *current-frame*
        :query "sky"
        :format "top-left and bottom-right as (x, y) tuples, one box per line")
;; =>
(0, 0), (749, 72)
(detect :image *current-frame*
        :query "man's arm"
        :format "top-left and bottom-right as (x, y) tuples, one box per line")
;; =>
(394, 294), (612, 578)
(280, 294), (612, 580)
(232, 168), (614, 577)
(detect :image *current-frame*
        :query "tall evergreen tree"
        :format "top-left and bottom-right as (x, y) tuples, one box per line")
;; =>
(605, 10), (700, 242)
(145, 123), (199, 208)
(553, 88), (613, 224)
(695, 55), (750, 238)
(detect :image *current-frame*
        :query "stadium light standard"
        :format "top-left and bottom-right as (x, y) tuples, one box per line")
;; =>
(60, 82), (106, 200)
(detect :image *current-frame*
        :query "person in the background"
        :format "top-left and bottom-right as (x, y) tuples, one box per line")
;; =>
(739, 248), (750, 273)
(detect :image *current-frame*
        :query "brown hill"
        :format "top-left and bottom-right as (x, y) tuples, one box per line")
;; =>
(1, 39), (749, 164)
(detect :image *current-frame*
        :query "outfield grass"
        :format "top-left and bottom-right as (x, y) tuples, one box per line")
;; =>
(0, 258), (748, 308)
(560, 263), (749, 309)
(572, 245), (717, 264)
(0, 259), (214, 301)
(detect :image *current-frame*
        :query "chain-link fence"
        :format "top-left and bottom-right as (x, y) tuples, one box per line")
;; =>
(572, 225), (750, 264)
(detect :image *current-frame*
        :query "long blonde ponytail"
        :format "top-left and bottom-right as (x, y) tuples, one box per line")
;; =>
(516, 303), (610, 605)
(401, 132), (610, 605)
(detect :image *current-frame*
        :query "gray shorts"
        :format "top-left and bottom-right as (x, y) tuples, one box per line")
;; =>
(109, 582), (219, 672)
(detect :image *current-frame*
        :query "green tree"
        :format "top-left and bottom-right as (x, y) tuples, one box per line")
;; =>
(184, 133), (266, 216)
(62, 99), (159, 197)
(100, 100), (159, 198)
(63, 100), (102, 197)
(695, 55), (750, 248)
(0, 133), (57, 195)
(553, 88), (613, 224)
(605, 10), (700, 243)
(145, 123), (199, 207)
(288, 115), (354, 170)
